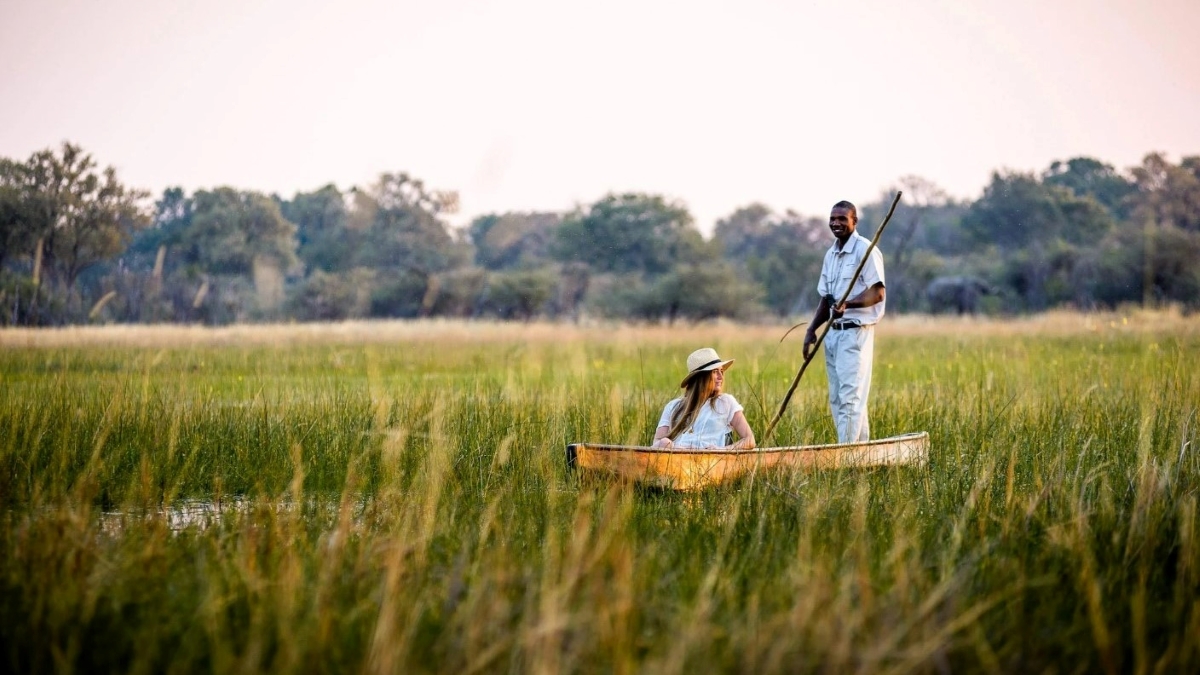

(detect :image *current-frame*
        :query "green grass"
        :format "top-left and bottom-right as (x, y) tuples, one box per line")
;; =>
(1, 315), (1198, 673)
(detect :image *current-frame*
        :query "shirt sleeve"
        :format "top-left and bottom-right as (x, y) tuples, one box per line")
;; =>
(720, 394), (744, 423)
(657, 399), (680, 429)
(861, 247), (885, 288)
(817, 252), (831, 297)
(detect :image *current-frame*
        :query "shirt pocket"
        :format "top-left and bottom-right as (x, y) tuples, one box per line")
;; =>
(837, 262), (860, 293)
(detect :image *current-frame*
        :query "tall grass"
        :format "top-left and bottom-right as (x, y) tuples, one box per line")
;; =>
(2, 313), (1198, 673)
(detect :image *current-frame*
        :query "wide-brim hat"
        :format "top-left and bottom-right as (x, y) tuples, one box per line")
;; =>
(680, 347), (734, 388)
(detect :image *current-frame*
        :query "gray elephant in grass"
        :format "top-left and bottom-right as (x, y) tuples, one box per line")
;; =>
(925, 276), (997, 315)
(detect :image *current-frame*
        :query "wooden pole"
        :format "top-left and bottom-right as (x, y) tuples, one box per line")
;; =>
(762, 191), (903, 443)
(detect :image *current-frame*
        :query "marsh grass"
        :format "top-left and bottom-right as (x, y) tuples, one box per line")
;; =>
(2, 312), (1198, 673)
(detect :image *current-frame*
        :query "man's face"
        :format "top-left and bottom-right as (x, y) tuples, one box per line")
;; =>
(829, 207), (856, 242)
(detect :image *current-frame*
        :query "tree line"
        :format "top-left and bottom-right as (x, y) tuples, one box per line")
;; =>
(2, 143), (1198, 326)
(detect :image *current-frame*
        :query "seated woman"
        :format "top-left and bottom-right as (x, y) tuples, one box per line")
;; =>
(652, 347), (756, 450)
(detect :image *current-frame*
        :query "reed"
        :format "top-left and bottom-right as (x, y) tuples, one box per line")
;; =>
(1, 312), (1198, 673)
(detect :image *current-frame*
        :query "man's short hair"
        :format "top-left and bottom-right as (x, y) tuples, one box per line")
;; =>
(832, 200), (857, 221)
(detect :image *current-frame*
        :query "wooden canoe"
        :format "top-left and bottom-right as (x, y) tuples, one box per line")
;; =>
(566, 432), (929, 491)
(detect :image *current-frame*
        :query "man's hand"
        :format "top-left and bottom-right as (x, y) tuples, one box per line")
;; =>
(803, 329), (818, 360)
(830, 301), (846, 321)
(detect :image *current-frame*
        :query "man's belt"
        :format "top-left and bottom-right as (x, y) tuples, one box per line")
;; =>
(830, 321), (861, 330)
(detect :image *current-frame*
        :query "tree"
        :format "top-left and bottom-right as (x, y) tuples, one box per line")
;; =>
(279, 184), (354, 273)
(140, 187), (301, 323)
(856, 180), (962, 312)
(481, 268), (559, 320)
(1129, 153), (1200, 232)
(881, 176), (949, 271)
(1085, 223), (1200, 310)
(1, 143), (149, 296)
(286, 268), (375, 321)
(555, 193), (706, 275)
(715, 205), (825, 317)
(426, 267), (488, 317)
(352, 173), (467, 275)
(178, 188), (298, 276)
(963, 179), (1106, 310)
(589, 262), (759, 324)
(713, 203), (775, 261)
(661, 263), (761, 323)
(369, 269), (432, 318)
(108, 187), (200, 323)
(469, 211), (560, 270)
(962, 170), (1112, 250)
(0, 159), (36, 270)
(1043, 157), (1135, 218)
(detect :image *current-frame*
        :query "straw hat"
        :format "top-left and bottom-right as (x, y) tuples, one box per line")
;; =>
(680, 347), (734, 388)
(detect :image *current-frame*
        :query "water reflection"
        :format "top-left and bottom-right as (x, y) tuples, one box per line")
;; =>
(101, 496), (263, 533)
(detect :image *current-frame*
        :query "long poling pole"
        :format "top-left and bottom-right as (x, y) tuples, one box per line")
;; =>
(762, 191), (903, 443)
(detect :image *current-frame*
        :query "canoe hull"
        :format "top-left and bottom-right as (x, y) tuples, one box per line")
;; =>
(566, 432), (929, 491)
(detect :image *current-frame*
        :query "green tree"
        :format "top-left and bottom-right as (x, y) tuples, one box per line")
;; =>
(179, 188), (298, 276)
(123, 188), (193, 274)
(279, 185), (355, 273)
(469, 211), (560, 270)
(482, 267), (559, 320)
(1043, 157), (1135, 218)
(713, 203), (775, 261)
(999, 240), (1091, 310)
(352, 173), (467, 275)
(555, 193), (706, 275)
(0, 159), (37, 271)
(1085, 222), (1200, 310)
(369, 269), (431, 318)
(1129, 153), (1200, 232)
(590, 262), (759, 324)
(286, 268), (375, 321)
(426, 267), (488, 318)
(856, 180), (964, 311)
(110, 187), (201, 323)
(137, 188), (300, 323)
(715, 205), (824, 316)
(1, 143), (149, 297)
(662, 263), (761, 323)
(963, 170), (1113, 251)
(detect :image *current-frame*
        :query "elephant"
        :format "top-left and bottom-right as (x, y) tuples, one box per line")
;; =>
(925, 276), (997, 315)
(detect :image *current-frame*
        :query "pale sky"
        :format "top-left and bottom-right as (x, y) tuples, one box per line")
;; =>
(2, 0), (1198, 233)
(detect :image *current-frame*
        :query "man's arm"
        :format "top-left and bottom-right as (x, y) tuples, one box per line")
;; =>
(802, 295), (833, 360)
(832, 282), (886, 314)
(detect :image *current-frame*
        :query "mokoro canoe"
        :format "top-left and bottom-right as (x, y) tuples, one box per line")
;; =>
(566, 432), (929, 491)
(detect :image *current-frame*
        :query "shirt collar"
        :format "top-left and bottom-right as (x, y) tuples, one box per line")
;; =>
(832, 231), (866, 255)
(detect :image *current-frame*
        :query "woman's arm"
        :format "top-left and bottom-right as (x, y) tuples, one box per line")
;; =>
(726, 411), (756, 450)
(652, 425), (673, 448)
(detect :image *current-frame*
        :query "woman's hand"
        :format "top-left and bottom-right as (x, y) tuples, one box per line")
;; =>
(652, 424), (673, 448)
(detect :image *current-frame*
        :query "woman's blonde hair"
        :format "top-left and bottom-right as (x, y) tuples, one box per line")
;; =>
(666, 370), (720, 440)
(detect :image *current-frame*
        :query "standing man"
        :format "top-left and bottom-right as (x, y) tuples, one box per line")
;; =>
(802, 200), (886, 443)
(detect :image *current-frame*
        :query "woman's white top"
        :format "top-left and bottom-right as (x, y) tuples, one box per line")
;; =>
(656, 393), (744, 448)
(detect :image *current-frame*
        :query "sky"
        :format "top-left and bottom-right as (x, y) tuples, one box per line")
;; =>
(2, 0), (1199, 234)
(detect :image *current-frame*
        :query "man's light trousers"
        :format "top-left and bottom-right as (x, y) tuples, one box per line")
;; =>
(824, 324), (875, 443)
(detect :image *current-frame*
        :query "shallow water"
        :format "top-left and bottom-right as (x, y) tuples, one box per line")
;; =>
(99, 496), (264, 533)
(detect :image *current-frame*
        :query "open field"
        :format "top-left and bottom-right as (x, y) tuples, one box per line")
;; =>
(2, 310), (1199, 673)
